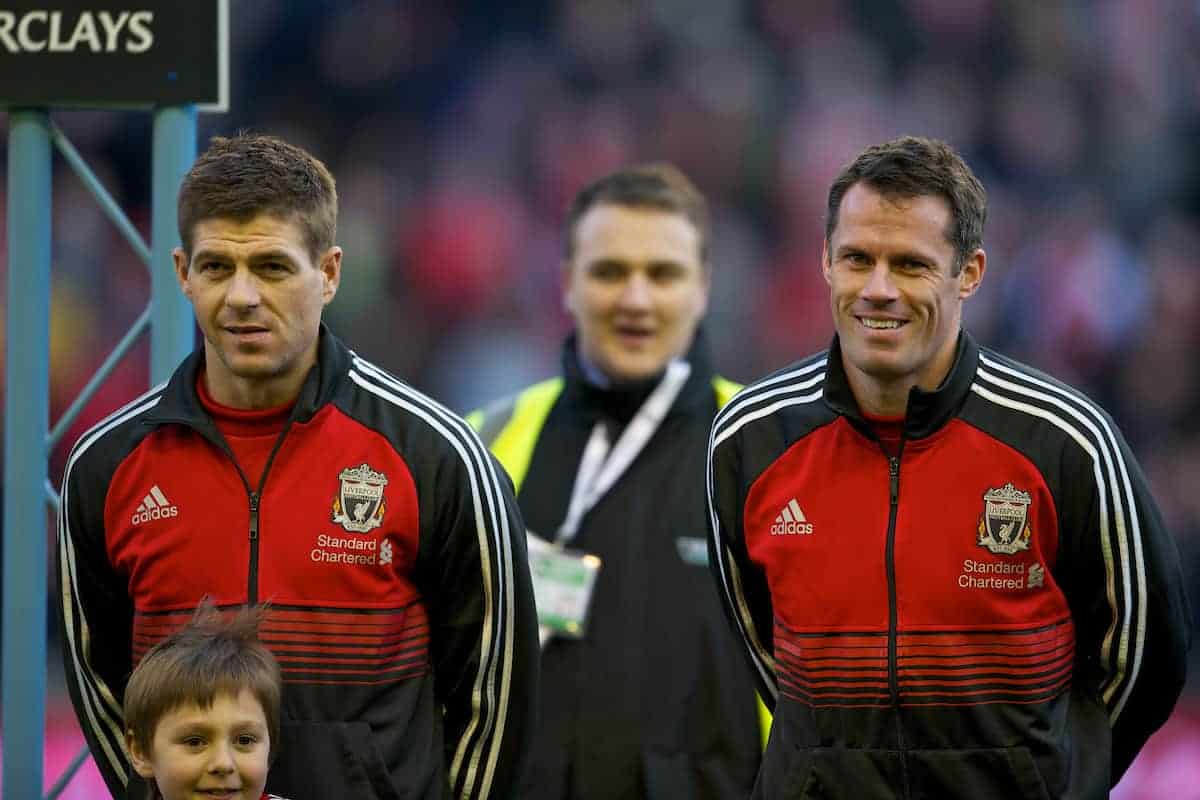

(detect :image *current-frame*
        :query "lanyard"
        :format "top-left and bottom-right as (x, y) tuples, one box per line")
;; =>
(555, 360), (691, 544)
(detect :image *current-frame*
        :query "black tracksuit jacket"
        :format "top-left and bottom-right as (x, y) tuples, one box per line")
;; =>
(57, 327), (539, 800)
(470, 333), (762, 799)
(707, 331), (1190, 799)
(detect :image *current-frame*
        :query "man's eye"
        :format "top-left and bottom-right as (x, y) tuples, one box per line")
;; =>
(261, 262), (290, 274)
(648, 265), (684, 283)
(196, 261), (227, 274)
(589, 263), (624, 280)
(182, 736), (206, 748)
(235, 734), (259, 748)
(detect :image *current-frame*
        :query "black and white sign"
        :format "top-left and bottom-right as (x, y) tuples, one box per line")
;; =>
(0, 1), (227, 110)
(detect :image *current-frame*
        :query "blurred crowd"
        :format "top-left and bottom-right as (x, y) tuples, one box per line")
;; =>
(0, 0), (1198, 793)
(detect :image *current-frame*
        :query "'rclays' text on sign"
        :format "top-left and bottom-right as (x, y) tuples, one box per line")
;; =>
(0, 10), (153, 54)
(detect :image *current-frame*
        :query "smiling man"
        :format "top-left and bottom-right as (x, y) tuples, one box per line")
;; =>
(823, 182), (983, 417)
(707, 136), (1190, 799)
(468, 164), (762, 799)
(57, 134), (538, 800)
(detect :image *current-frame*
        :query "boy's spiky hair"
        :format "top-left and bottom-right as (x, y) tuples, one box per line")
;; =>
(124, 600), (282, 760)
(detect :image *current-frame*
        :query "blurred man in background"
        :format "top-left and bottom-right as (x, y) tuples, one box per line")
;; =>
(708, 135), (1190, 799)
(469, 164), (762, 798)
(57, 134), (538, 800)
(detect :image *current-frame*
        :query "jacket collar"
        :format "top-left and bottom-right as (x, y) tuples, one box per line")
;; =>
(143, 323), (351, 430)
(822, 329), (980, 440)
(562, 326), (717, 425)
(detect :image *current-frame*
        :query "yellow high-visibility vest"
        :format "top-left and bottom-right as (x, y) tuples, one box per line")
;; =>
(467, 373), (773, 747)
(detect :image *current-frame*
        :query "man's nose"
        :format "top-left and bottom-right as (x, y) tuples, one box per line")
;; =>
(860, 263), (898, 303)
(617, 273), (653, 310)
(225, 267), (262, 309)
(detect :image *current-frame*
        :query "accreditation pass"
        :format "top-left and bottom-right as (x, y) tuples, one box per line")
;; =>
(527, 532), (601, 641)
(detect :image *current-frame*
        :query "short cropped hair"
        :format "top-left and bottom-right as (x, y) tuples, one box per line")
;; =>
(565, 163), (710, 265)
(825, 136), (987, 274)
(124, 601), (282, 761)
(178, 134), (338, 260)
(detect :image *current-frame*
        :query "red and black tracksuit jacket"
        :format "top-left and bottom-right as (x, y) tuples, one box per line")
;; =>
(706, 331), (1190, 799)
(57, 328), (539, 800)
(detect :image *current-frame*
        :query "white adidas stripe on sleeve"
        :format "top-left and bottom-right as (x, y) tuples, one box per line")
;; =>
(974, 353), (1145, 723)
(348, 358), (516, 800)
(706, 362), (829, 703)
(59, 386), (166, 789)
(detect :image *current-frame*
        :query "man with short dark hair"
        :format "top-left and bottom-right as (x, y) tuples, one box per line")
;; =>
(707, 135), (1190, 799)
(58, 134), (539, 800)
(469, 163), (762, 799)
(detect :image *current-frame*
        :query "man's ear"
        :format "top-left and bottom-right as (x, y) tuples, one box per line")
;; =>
(696, 262), (712, 317)
(821, 241), (833, 287)
(173, 247), (191, 299)
(127, 731), (156, 779)
(957, 248), (986, 300)
(320, 246), (342, 305)
(561, 259), (576, 316)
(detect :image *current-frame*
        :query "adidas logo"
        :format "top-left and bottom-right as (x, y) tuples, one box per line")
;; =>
(131, 485), (179, 525)
(770, 498), (813, 535)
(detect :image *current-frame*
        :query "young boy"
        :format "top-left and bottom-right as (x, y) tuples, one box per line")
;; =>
(123, 601), (289, 800)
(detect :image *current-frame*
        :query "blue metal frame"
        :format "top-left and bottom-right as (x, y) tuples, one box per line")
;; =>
(151, 106), (198, 384)
(4, 108), (53, 800)
(49, 124), (152, 270)
(2, 106), (197, 799)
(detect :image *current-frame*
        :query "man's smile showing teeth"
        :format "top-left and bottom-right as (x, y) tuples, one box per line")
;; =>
(859, 317), (905, 329)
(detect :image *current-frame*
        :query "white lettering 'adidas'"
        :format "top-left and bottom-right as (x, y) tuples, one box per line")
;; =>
(770, 498), (813, 535)
(131, 484), (179, 525)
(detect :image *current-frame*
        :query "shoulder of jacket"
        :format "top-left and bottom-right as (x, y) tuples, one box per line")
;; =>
(463, 377), (564, 496)
(466, 377), (564, 442)
(339, 352), (439, 423)
(339, 352), (488, 463)
(969, 347), (1120, 442)
(63, 381), (171, 475)
(974, 348), (1108, 407)
(741, 351), (829, 397)
(711, 375), (743, 409)
(710, 351), (832, 446)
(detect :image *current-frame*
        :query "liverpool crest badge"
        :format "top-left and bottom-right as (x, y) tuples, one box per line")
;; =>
(977, 483), (1032, 555)
(331, 463), (388, 533)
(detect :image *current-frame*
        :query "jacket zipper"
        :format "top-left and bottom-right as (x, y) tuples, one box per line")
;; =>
(884, 451), (911, 798)
(147, 414), (292, 606)
(247, 491), (261, 603)
(246, 423), (294, 605)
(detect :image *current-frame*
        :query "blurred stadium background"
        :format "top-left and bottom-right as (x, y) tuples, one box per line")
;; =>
(1, 0), (1198, 796)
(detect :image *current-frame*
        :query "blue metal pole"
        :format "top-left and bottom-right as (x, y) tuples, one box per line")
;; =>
(4, 108), (52, 800)
(47, 306), (150, 450)
(44, 740), (91, 799)
(51, 123), (153, 271)
(150, 106), (197, 383)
